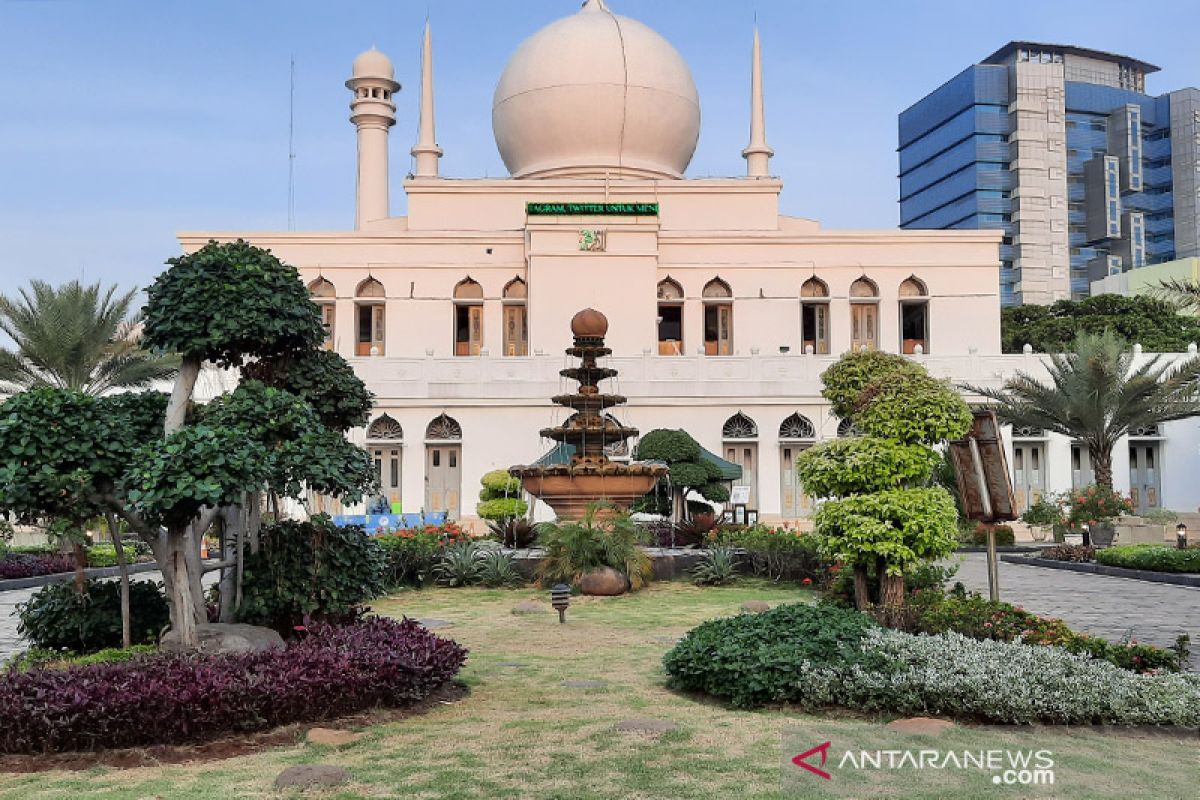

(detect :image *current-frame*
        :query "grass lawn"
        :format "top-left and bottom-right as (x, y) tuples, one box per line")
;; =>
(1, 579), (1197, 799)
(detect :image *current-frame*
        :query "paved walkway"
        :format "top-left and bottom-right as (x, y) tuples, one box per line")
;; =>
(949, 552), (1199, 669)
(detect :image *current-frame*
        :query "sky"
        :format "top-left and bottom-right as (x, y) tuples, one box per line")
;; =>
(1, 0), (1198, 299)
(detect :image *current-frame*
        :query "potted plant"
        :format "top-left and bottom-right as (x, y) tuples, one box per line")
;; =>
(1066, 485), (1135, 548)
(1020, 497), (1063, 542)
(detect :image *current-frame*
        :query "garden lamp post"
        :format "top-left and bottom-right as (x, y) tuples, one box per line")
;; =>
(1177, 523), (1188, 550)
(551, 584), (571, 624)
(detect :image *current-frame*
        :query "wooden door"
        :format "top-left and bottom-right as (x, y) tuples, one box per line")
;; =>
(425, 445), (462, 519)
(503, 305), (528, 356)
(1070, 445), (1094, 489)
(1128, 443), (1160, 514)
(725, 443), (758, 509)
(1012, 443), (1045, 513)
(850, 304), (878, 351)
(373, 448), (402, 507)
(779, 445), (811, 519)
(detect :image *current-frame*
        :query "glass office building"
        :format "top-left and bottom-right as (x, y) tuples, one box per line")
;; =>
(899, 42), (1200, 306)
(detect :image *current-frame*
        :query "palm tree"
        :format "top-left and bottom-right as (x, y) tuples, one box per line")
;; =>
(1158, 278), (1200, 312)
(967, 330), (1200, 489)
(0, 279), (177, 647)
(0, 279), (177, 394)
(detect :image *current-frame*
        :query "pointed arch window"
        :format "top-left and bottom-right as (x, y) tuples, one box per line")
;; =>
(703, 278), (733, 356)
(367, 414), (404, 441)
(355, 277), (385, 356)
(426, 414), (463, 441)
(309, 278), (337, 351)
(453, 278), (484, 356)
(779, 413), (816, 441)
(800, 277), (830, 355)
(849, 277), (879, 352)
(502, 277), (529, 356)
(837, 418), (860, 437)
(722, 412), (758, 440)
(656, 278), (684, 356)
(899, 276), (930, 354)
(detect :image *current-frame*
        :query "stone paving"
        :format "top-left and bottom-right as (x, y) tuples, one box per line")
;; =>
(949, 552), (1199, 669)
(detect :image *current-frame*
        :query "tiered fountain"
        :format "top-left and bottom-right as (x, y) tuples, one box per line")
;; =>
(510, 308), (667, 520)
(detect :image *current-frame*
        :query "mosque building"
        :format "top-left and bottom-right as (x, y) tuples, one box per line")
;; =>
(179, 0), (1195, 527)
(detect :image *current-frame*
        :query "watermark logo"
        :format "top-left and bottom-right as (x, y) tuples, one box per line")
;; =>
(783, 729), (1055, 790)
(790, 741), (832, 780)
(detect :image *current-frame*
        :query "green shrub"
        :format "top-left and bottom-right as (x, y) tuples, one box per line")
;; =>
(796, 438), (940, 497)
(238, 516), (385, 634)
(5, 644), (156, 672)
(690, 546), (739, 586)
(970, 523), (1016, 546)
(537, 504), (651, 590)
(17, 580), (169, 653)
(716, 526), (826, 583)
(663, 602), (887, 708)
(433, 541), (487, 587)
(664, 604), (1200, 724)
(1096, 544), (1200, 574)
(476, 497), (528, 521)
(377, 531), (441, 587)
(819, 350), (923, 419)
(853, 371), (972, 444)
(477, 549), (523, 588)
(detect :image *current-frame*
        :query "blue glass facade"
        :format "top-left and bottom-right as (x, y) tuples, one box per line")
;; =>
(899, 66), (1017, 304)
(899, 46), (1184, 306)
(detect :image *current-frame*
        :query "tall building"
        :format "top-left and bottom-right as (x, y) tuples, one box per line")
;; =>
(899, 41), (1200, 306)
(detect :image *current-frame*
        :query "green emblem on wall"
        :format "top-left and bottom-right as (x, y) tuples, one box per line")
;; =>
(526, 202), (659, 216)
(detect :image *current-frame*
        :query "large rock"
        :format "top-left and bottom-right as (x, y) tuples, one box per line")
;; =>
(306, 728), (365, 746)
(579, 567), (628, 596)
(274, 764), (350, 789)
(160, 623), (285, 655)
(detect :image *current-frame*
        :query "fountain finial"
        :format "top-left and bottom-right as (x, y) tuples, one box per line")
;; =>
(570, 307), (609, 339)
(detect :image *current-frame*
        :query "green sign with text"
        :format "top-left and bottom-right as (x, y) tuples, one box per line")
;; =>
(526, 202), (659, 216)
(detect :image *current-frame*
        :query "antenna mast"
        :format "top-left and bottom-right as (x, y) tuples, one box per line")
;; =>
(288, 55), (296, 230)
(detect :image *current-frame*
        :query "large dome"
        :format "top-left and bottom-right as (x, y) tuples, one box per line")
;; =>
(492, 0), (700, 180)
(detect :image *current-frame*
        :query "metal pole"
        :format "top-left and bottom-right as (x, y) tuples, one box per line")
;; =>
(969, 438), (1000, 602)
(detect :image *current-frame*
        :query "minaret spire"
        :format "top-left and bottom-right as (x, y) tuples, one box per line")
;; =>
(412, 19), (443, 178)
(742, 26), (773, 178)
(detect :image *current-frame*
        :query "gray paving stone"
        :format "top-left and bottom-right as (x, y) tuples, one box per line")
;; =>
(946, 552), (1199, 669)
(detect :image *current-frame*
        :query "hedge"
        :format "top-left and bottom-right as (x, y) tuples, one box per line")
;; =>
(1095, 544), (1200, 574)
(0, 617), (467, 753)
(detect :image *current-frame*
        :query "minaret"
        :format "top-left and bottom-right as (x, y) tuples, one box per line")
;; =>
(346, 48), (400, 229)
(411, 21), (443, 178)
(742, 27), (773, 178)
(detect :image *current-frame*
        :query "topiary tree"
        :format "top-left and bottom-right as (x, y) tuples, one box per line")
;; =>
(798, 354), (970, 622)
(0, 241), (377, 649)
(635, 429), (729, 520)
(476, 469), (527, 521)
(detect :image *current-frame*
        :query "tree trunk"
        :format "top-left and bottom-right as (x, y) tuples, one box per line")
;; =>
(71, 540), (87, 595)
(1090, 445), (1114, 490)
(853, 564), (872, 611)
(218, 506), (239, 623)
(105, 513), (132, 649)
(878, 572), (905, 628)
(164, 356), (201, 435)
(150, 529), (202, 648)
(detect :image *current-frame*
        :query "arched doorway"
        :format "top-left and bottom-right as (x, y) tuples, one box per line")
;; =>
(425, 414), (463, 519)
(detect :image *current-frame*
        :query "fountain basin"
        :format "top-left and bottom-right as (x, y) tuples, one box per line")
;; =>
(510, 462), (666, 521)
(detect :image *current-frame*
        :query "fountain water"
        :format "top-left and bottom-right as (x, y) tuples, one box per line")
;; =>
(510, 309), (667, 520)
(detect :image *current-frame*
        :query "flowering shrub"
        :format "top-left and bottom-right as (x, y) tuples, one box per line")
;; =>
(0, 617), (468, 753)
(1096, 544), (1200, 574)
(664, 603), (1200, 725)
(377, 524), (470, 587)
(907, 591), (1179, 673)
(1066, 484), (1134, 527)
(1040, 544), (1096, 562)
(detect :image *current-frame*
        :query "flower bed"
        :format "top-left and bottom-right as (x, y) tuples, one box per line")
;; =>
(1039, 544), (1096, 562)
(907, 591), (1181, 673)
(0, 617), (467, 754)
(0, 553), (76, 580)
(663, 603), (1200, 725)
(1095, 544), (1200, 574)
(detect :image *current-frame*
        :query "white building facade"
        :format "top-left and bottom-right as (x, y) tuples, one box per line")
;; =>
(179, 1), (1197, 526)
